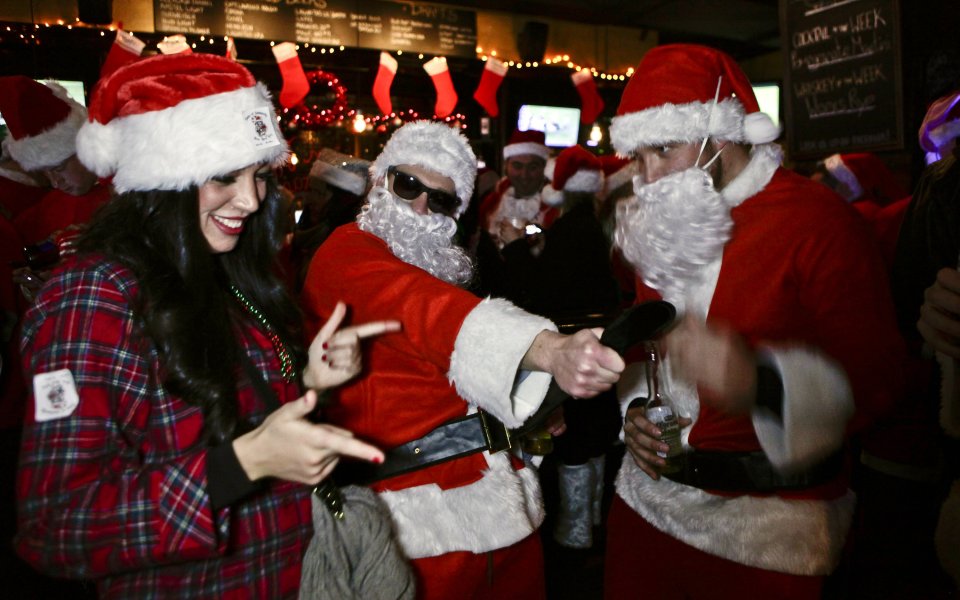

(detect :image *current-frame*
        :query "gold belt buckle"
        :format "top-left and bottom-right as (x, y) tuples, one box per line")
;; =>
(477, 409), (512, 453)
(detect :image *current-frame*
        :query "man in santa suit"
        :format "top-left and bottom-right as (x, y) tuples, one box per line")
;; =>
(300, 120), (624, 599)
(604, 44), (906, 598)
(814, 152), (910, 268)
(478, 128), (558, 247)
(0, 76), (109, 247)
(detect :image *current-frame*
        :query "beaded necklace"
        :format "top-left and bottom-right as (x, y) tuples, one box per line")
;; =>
(229, 285), (296, 382)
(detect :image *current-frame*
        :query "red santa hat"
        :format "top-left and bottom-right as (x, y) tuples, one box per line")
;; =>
(0, 76), (87, 171)
(551, 145), (603, 193)
(76, 52), (288, 193)
(599, 154), (637, 197)
(309, 148), (371, 196)
(822, 152), (907, 204)
(610, 44), (780, 156)
(370, 120), (476, 216)
(503, 129), (549, 161)
(919, 90), (960, 159)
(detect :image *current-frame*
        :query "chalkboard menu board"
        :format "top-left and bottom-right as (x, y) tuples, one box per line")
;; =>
(781, 0), (903, 158)
(154, 0), (477, 57)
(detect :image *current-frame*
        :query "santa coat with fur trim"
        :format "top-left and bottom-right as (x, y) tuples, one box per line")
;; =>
(615, 145), (906, 575)
(301, 223), (554, 561)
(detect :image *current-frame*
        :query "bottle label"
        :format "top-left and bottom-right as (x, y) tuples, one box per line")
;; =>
(646, 405), (683, 460)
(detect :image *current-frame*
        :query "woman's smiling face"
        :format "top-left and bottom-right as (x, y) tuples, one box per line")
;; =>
(198, 164), (272, 253)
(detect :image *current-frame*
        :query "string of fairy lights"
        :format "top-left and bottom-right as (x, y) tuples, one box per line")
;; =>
(1, 19), (630, 133)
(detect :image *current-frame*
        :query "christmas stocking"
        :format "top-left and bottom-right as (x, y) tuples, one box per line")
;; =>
(372, 52), (398, 115)
(272, 42), (309, 109)
(100, 29), (145, 78)
(225, 36), (238, 61)
(423, 57), (458, 118)
(472, 57), (507, 117)
(157, 34), (191, 55)
(571, 70), (604, 124)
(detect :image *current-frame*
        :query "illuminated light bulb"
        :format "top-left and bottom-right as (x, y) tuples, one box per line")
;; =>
(200, 35), (205, 40)
(352, 113), (366, 133)
(587, 124), (602, 147)
(290, 153), (299, 166)
(476, 46), (483, 53)
(562, 54), (569, 61)
(532, 62), (538, 67)
(418, 53), (423, 59)
(490, 50), (497, 56)
(567, 62), (574, 68)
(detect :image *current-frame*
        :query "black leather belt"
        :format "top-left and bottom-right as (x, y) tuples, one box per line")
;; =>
(335, 301), (678, 487)
(335, 410), (513, 486)
(663, 449), (844, 493)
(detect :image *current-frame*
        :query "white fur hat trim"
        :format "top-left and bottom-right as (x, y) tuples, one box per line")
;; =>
(611, 97), (779, 155)
(76, 83), (288, 193)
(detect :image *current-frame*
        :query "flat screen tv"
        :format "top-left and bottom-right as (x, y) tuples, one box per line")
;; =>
(752, 82), (780, 130)
(517, 104), (581, 148)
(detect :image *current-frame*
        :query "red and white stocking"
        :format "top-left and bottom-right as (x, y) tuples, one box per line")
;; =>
(472, 57), (507, 117)
(100, 29), (145, 78)
(571, 70), (604, 124)
(372, 52), (398, 115)
(423, 57), (458, 118)
(272, 42), (309, 109)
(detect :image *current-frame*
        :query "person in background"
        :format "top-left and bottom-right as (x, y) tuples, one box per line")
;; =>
(605, 44), (905, 599)
(474, 129), (557, 296)
(0, 76), (108, 247)
(813, 152), (910, 268)
(15, 53), (397, 598)
(289, 148), (371, 291)
(301, 120), (625, 600)
(887, 88), (960, 596)
(498, 144), (622, 552)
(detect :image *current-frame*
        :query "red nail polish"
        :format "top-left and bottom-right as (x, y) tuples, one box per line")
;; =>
(372, 456), (383, 464)
(321, 353), (328, 362)
(322, 342), (329, 350)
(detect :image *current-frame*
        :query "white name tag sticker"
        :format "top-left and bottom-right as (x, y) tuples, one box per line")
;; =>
(34, 369), (80, 422)
(243, 106), (281, 150)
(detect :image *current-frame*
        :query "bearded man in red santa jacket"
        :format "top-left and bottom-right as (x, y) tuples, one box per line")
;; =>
(301, 120), (624, 600)
(604, 44), (906, 599)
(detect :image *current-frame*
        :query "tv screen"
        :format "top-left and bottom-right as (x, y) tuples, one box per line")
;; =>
(752, 82), (780, 130)
(517, 104), (581, 148)
(0, 79), (85, 129)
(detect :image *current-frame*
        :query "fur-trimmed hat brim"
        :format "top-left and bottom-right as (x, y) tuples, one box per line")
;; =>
(77, 83), (287, 192)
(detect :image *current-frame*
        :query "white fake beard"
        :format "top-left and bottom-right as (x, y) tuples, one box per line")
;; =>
(494, 189), (542, 224)
(614, 167), (733, 309)
(357, 186), (474, 286)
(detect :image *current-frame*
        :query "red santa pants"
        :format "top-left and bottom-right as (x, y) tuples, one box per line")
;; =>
(411, 532), (545, 600)
(604, 495), (824, 599)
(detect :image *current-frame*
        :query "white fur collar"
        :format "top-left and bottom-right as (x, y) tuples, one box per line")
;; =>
(721, 143), (782, 207)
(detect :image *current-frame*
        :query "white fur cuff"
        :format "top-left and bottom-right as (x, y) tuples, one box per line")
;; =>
(449, 298), (556, 428)
(752, 347), (853, 472)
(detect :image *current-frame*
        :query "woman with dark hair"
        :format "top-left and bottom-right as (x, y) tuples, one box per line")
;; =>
(14, 53), (398, 598)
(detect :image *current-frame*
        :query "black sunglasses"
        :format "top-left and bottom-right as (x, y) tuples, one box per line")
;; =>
(388, 166), (461, 216)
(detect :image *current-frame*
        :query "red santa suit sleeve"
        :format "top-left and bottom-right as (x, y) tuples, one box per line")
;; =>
(301, 223), (556, 560)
